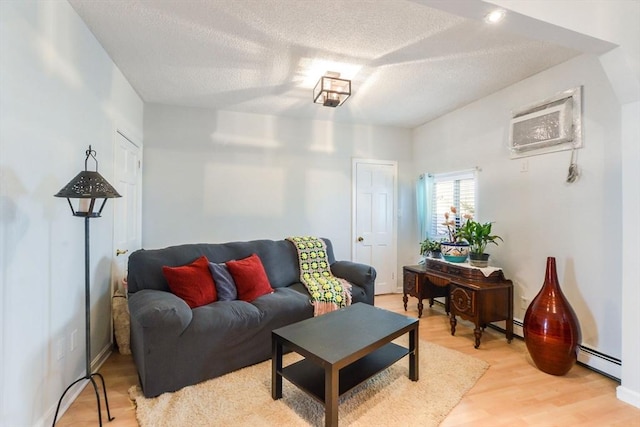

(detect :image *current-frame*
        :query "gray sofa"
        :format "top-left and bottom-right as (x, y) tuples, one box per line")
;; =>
(127, 238), (376, 397)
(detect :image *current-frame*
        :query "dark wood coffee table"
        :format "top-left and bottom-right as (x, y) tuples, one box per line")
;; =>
(271, 303), (419, 427)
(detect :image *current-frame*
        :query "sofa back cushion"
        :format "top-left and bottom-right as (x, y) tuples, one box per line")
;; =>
(127, 238), (337, 294)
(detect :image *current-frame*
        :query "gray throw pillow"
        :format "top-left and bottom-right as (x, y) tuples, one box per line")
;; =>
(208, 262), (237, 301)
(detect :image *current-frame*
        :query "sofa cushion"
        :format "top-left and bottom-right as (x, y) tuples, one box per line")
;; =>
(208, 262), (237, 301)
(251, 287), (313, 323)
(126, 239), (338, 294)
(162, 256), (217, 308)
(226, 254), (274, 302)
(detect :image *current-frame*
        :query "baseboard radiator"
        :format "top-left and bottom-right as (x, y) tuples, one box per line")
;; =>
(421, 298), (622, 381)
(493, 319), (621, 381)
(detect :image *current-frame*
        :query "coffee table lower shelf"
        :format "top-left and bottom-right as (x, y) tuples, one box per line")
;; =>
(278, 342), (409, 403)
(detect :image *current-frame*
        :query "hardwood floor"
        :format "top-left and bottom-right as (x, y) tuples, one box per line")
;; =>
(57, 294), (640, 426)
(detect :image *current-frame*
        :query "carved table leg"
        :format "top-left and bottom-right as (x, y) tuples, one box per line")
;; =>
(417, 299), (424, 318)
(450, 313), (457, 336)
(474, 325), (483, 349)
(506, 317), (514, 343)
(429, 297), (434, 308)
(403, 293), (408, 311)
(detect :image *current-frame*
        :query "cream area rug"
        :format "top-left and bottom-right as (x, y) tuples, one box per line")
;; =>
(129, 340), (488, 427)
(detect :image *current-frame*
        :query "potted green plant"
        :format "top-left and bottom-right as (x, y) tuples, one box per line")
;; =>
(457, 219), (503, 267)
(420, 238), (442, 258)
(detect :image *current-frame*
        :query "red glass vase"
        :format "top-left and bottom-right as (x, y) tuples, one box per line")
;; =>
(523, 257), (582, 375)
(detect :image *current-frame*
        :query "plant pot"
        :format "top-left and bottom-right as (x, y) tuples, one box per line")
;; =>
(469, 252), (490, 268)
(440, 242), (469, 263)
(428, 250), (442, 259)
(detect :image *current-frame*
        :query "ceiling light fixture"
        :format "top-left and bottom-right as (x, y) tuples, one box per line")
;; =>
(484, 9), (506, 24)
(313, 72), (351, 107)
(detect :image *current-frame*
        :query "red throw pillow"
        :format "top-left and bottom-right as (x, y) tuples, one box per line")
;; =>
(226, 254), (274, 302)
(162, 256), (217, 308)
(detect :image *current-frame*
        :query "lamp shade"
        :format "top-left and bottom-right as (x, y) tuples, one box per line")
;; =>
(55, 171), (121, 199)
(54, 146), (121, 217)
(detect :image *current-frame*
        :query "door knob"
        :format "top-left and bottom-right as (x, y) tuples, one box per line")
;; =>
(357, 237), (364, 242)
(116, 249), (129, 256)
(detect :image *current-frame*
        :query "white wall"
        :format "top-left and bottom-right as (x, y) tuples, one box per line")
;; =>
(143, 104), (414, 268)
(413, 54), (622, 370)
(0, 1), (143, 426)
(619, 100), (640, 407)
(490, 0), (640, 408)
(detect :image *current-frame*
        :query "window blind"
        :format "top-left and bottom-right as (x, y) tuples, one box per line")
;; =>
(428, 171), (476, 240)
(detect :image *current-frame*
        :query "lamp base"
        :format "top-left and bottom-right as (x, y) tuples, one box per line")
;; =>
(51, 372), (114, 426)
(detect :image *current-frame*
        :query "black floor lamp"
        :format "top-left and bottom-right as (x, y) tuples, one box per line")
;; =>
(52, 145), (121, 426)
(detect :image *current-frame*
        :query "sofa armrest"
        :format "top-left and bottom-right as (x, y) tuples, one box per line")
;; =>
(330, 261), (376, 305)
(128, 289), (192, 333)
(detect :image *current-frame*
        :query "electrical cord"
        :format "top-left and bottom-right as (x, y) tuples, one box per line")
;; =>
(566, 149), (579, 183)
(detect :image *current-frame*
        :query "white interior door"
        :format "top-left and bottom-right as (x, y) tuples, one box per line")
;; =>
(112, 130), (142, 298)
(352, 159), (397, 295)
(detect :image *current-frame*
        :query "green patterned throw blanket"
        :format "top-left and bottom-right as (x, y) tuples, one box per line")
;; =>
(286, 236), (352, 316)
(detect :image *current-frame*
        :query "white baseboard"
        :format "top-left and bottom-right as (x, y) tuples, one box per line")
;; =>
(616, 385), (640, 409)
(36, 344), (113, 427)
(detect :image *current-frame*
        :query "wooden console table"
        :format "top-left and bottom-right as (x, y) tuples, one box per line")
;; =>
(404, 259), (513, 348)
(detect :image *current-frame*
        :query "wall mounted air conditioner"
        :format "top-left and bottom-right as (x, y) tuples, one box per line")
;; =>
(509, 87), (582, 158)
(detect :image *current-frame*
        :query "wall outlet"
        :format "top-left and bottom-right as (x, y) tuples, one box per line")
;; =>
(520, 296), (528, 310)
(520, 160), (529, 173)
(70, 329), (78, 352)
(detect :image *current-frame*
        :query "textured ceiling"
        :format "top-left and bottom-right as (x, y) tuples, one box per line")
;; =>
(69, 0), (615, 128)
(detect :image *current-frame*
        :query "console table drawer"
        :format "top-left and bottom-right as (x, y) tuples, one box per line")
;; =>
(403, 270), (419, 297)
(451, 286), (475, 316)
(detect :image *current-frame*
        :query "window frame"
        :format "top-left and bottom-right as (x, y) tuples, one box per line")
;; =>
(425, 169), (477, 241)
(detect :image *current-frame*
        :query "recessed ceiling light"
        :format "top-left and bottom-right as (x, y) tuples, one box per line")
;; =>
(484, 9), (506, 24)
